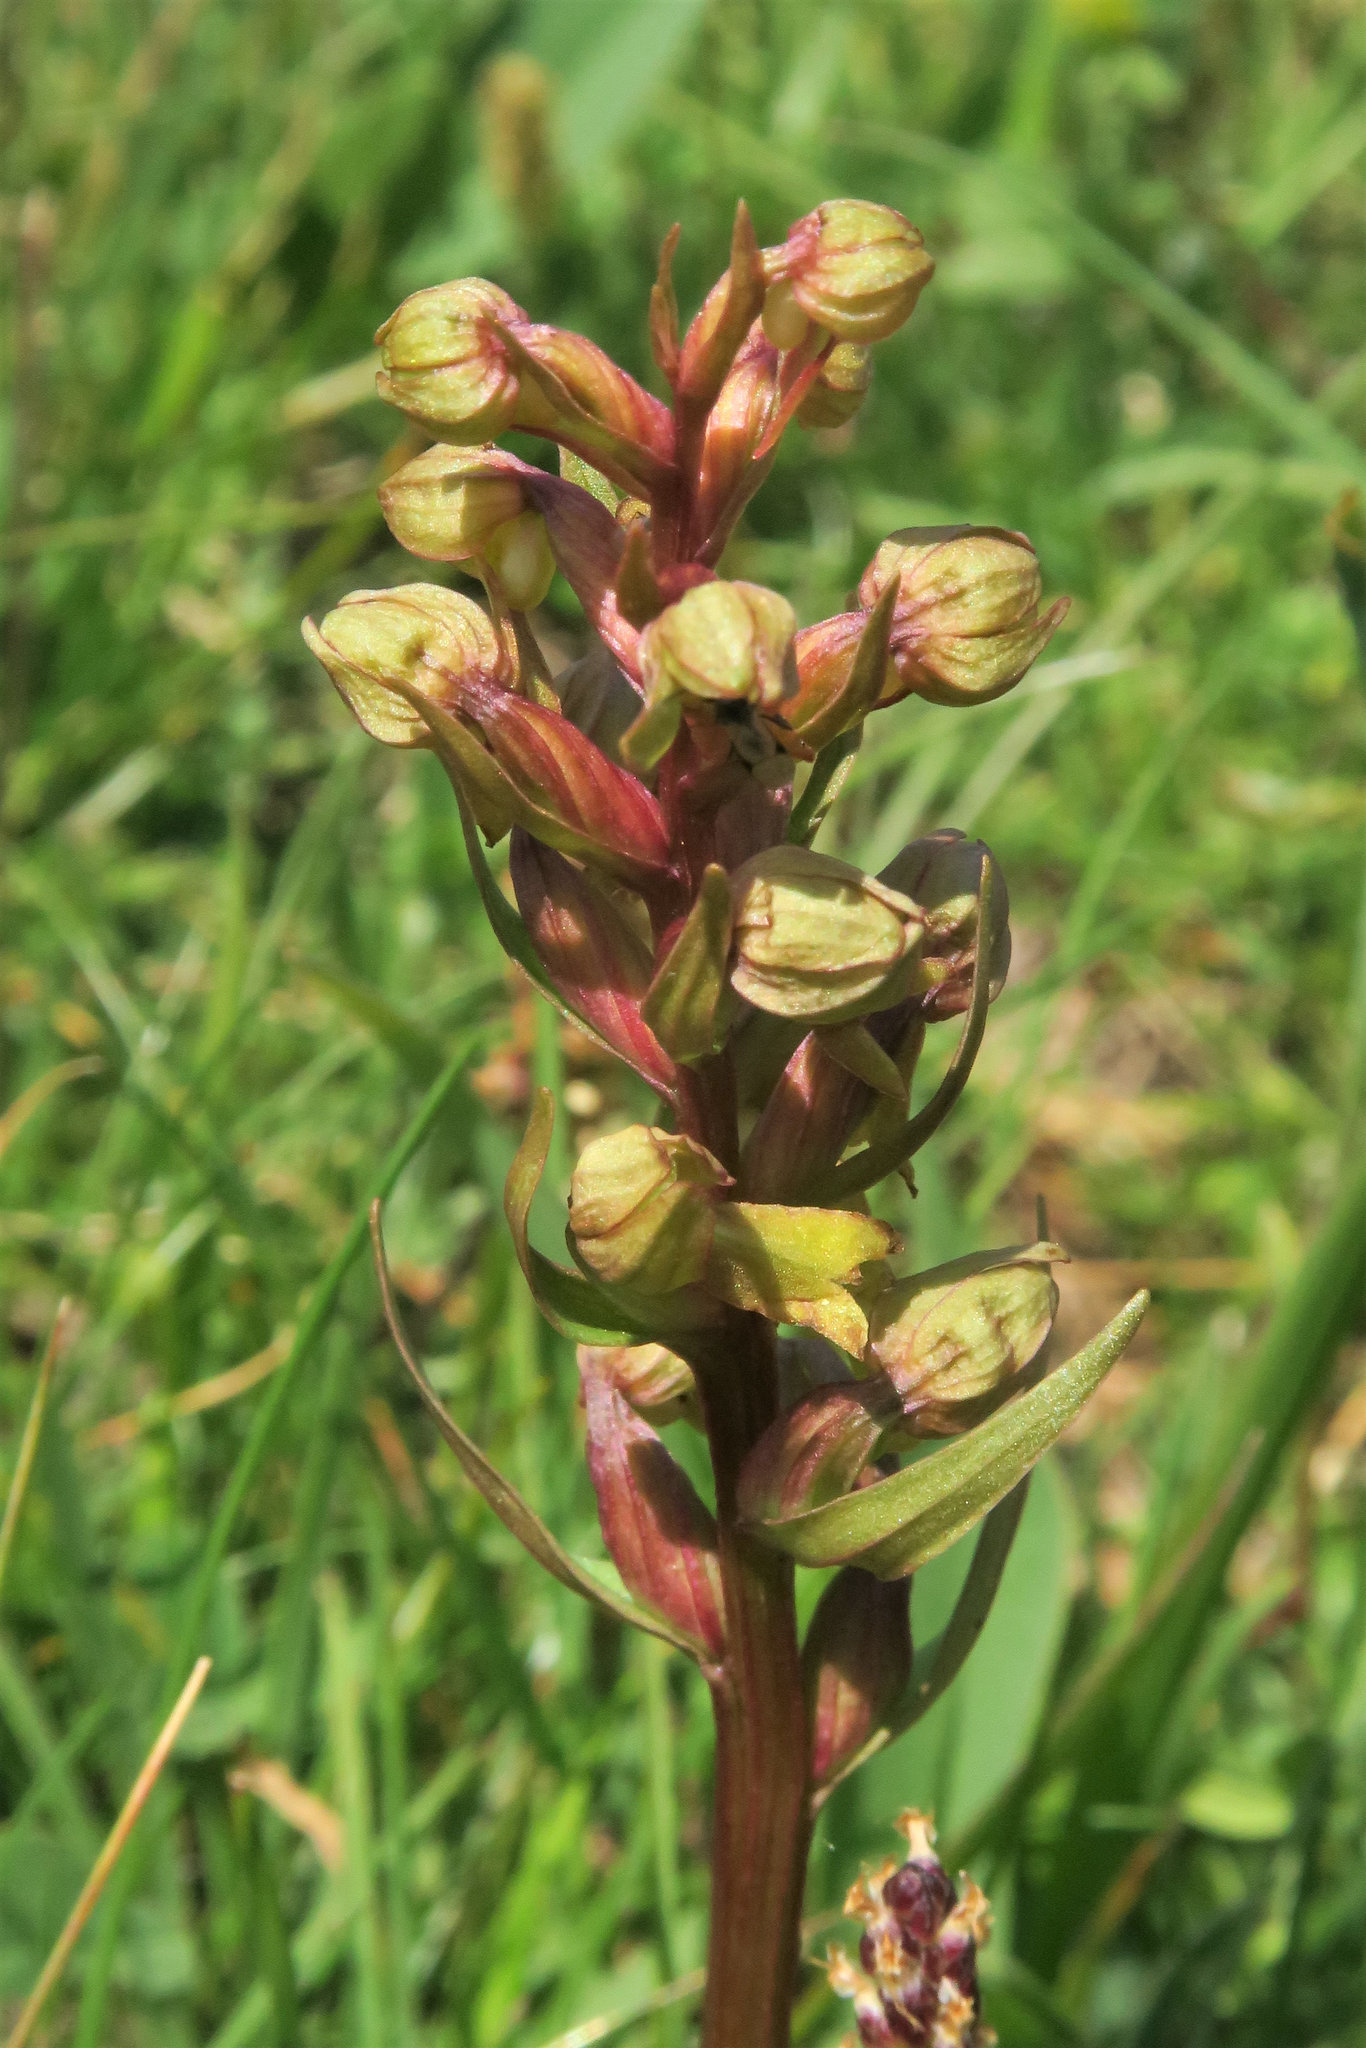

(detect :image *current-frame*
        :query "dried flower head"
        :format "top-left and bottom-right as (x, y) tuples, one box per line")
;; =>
(829, 1813), (996, 2047)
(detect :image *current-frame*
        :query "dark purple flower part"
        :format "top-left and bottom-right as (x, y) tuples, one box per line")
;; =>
(828, 1813), (995, 2048)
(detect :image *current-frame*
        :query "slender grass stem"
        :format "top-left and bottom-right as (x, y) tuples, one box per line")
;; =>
(0, 1298), (71, 1608)
(3, 1656), (212, 2048)
(70, 1038), (479, 2048)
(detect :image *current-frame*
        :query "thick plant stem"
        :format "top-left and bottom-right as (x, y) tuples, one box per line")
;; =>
(696, 1310), (811, 2048)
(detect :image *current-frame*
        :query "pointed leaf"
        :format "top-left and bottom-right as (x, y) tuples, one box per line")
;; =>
(505, 1090), (655, 1345)
(649, 222), (682, 381)
(790, 578), (898, 755)
(745, 1292), (1148, 1575)
(579, 1353), (725, 1663)
(641, 864), (734, 1063)
(370, 1207), (699, 1656)
(904, 1478), (1031, 1726)
(677, 199), (765, 410)
(813, 1481), (1032, 1805)
(786, 721), (863, 847)
(816, 1020), (908, 1101)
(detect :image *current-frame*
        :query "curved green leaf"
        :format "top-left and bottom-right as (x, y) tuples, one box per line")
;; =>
(812, 1478), (1031, 1806)
(451, 790), (629, 1076)
(370, 1205), (703, 1658)
(787, 723), (863, 847)
(746, 1291), (1148, 1577)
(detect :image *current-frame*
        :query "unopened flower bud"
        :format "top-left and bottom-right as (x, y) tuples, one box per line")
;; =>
(765, 201), (934, 344)
(797, 341), (873, 429)
(624, 579), (797, 770)
(729, 846), (924, 1024)
(879, 830), (1011, 1021)
(512, 324), (673, 466)
(643, 579), (796, 710)
(379, 444), (526, 559)
(803, 1568), (912, 1787)
(569, 1125), (731, 1293)
(694, 336), (781, 547)
(576, 1342), (700, 1427)
(760, 279), (812, 352)
(483, 509), (556, 609)
(302, 584), (510, 748)
(858, 525), (1068, 708)
(865, 1245), (1063, 1435)
(376, 282), (673, 491)
(376, 279), (526, 439)
(304, 587), (671, 879)
(378, 445), (556, 609)
(738, 1381), (898, 1524)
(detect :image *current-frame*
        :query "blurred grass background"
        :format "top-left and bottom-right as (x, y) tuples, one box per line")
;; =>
(3, 0), (1366, 2042)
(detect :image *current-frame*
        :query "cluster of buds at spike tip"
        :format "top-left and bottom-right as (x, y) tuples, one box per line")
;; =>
(828, 1813), (996, 2048)
(303, 198), (1150, 2048)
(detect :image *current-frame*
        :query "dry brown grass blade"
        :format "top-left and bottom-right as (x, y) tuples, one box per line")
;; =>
(228, 1755), (345, 1871)
(0, 1298), (74, 1608)
(2, 1655), (212, 2048)
(0, 1058), (102, 1163)
(82, 1327), (294, 1448)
